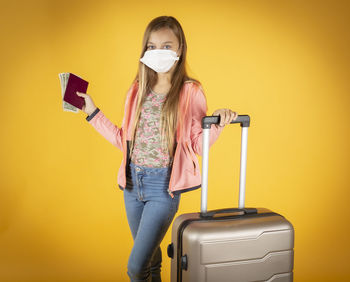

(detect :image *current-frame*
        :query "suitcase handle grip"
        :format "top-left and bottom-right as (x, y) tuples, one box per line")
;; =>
(200, 208), (257, 219)
(202, 115), (250, 129)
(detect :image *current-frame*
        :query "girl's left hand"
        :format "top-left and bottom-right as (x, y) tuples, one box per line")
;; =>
(212, 108), (238, 127)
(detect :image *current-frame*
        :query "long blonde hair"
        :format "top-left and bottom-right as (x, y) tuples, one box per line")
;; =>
(129, 16), (200, 159)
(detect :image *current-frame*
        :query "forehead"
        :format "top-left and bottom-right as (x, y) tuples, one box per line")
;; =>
(147, 28), (178, 44)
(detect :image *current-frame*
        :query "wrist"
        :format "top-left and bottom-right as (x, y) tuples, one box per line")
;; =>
(86, 107), (100, 122)
(87, 107), (97, 116)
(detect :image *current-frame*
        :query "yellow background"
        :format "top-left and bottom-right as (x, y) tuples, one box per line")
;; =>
(1, 0), (349, 281)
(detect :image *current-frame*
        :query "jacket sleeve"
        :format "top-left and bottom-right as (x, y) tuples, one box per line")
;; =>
(84, 82), (135, 151)
(190, 84), (225, 156)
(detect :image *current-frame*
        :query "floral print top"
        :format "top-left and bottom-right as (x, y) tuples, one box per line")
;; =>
(130, 89), (173, 168)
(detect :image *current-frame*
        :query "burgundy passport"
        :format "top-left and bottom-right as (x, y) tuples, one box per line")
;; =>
(63, 73), (89, 110)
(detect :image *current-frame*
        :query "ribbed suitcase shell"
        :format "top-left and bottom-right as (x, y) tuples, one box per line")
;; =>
(169, 208), (294, 282)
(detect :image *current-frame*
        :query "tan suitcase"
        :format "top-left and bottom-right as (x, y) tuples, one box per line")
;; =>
(167, 115), (294, 282)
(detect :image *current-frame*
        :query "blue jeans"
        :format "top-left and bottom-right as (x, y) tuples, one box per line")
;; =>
(124, 161), (181, 282)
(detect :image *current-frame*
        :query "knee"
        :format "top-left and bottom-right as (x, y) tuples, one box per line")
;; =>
(151, 247), (162, 270)
(127, 261), (150, 281)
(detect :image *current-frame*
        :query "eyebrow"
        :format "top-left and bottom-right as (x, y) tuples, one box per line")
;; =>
(147, 41), (173, 44)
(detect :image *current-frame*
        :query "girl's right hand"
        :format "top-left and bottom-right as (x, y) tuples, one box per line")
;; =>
(76, 91), (97, 116)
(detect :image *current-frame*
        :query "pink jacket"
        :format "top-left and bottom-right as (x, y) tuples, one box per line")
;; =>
(86, 80), (224, 197)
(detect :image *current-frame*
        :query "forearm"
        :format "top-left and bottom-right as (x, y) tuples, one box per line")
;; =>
(191, 124), (224, 156)
(85, 108), (123, 150)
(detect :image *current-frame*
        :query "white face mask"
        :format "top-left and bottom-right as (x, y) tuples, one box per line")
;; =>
(140, 49), (180, 73)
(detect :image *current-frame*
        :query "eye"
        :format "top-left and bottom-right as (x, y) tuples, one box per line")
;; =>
(164, 45), (171, 49)
(147, 45), (154, 50)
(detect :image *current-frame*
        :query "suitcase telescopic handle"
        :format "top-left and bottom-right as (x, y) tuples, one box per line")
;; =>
(200, 114), (250, 214)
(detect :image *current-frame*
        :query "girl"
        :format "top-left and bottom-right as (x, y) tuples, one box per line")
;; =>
(76, 16), (238, 282)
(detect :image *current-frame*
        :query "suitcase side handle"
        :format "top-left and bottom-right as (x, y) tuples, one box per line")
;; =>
(200, 207), (257, 219)
(200, 114), (250, 213)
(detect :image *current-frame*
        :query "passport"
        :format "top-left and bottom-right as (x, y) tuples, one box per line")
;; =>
(58, 72), (89, 111)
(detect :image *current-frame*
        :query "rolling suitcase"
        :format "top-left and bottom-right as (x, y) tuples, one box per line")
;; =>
(167, 115), (294, 282)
